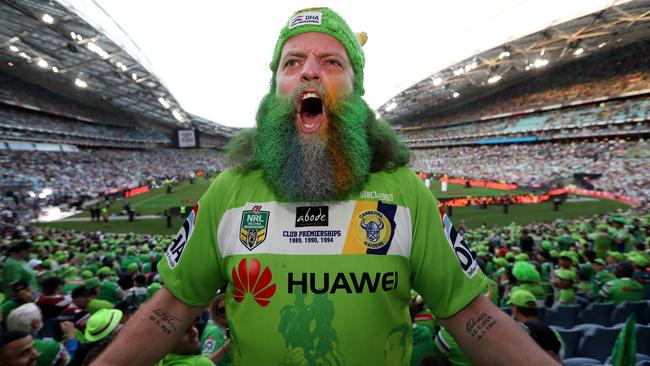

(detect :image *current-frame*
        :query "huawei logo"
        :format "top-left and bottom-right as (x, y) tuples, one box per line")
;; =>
(232, 258), (277, 307)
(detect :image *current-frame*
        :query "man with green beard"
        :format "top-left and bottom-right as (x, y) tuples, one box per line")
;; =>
(94, 8), (557, 366)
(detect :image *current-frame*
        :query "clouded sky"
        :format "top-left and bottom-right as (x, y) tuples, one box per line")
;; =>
(64, 0), (619, 128)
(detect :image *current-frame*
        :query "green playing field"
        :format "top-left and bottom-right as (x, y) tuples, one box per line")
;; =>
(38, 175), (629, 234)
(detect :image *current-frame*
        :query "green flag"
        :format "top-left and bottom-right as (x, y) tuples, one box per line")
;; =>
(611, 314), (636, 366)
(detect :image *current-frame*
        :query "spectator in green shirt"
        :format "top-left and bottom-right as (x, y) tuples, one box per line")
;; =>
(199, 294), (231, 366)
(1, 280), (35, 321)
(156, 324), (213, 366)
(553, 270), (577, 306)
(598, 262), (644, 303)
(2, 242), (38, 299)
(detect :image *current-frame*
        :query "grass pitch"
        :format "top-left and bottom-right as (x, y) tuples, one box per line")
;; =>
(38, 176), (629, 234)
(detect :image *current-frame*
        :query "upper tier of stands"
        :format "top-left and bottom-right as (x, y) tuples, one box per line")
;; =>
(402, 96), (650, 146)
(0, 71), (170, 146)
(0, 106), (169, 147)
(397, 40), (650, 145)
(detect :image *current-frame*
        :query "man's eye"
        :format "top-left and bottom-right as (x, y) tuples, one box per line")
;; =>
(325, 59), (341, 67)
(284, 59), (299, 68)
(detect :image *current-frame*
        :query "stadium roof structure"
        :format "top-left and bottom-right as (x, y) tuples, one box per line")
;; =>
(379, 0), (650, 126)
(0, 0), (233, 137)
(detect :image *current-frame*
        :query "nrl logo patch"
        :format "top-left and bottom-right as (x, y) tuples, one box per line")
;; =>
(239, 205), (270, 251)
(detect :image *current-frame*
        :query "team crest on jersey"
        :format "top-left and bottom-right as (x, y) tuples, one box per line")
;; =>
(354, 210), (393, 249)
(239, 205), (270, 251)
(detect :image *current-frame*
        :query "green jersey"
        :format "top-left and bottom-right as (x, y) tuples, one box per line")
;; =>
(434, 327), (474, 366)
(199, 321), (231, 366)
(34, 339), (65, 366)
(98, 280), (123, 304)
(2, 257), (38, 297)
(411, 324), (436, 366)
(598, 278), (644, 303)
(158, 168), (487, 366)
(556, 288), (577, 305)
(155, 354), (213, 366)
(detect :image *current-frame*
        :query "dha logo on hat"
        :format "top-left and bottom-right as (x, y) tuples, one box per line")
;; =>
(288, 11), (322, 29)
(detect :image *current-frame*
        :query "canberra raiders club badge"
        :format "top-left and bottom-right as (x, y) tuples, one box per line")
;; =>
(239, 205), (270, 250)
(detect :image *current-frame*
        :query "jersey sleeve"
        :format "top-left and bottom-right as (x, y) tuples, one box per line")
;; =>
(407, 171), (488, 318)
(157, 174), (229, 307)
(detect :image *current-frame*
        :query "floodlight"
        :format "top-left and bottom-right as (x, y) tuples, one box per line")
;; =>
(385, 101), (397, 112)
(42, 14), (54, 24)
(52, 66), (58, 73)
(487, 75), (501, 84)
(9, 45), (18, 52)
(452, 92), (460, 98)
(158, 97), (170, 109)
(75, 78), (87, 88)
(573, 48), (584, 56)
(37, 59), (48, 68)
(432, 77), (443, 86)
(533, 59), (548, 68)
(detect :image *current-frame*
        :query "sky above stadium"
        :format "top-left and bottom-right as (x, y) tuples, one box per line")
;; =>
(65, 0), (621, 128)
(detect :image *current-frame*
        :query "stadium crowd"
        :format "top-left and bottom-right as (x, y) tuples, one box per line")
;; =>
(1, 148), (226, 203)
(0, 205), (647, 365)
(413, 139), (650, 201)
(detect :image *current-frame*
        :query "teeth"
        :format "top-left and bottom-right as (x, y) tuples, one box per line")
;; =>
(302, 92), (319, 100)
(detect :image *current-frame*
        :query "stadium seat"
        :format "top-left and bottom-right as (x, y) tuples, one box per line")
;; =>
(547, 305), (581, 328)
(605, 353), (650, 365)
(562, 357), (602, 366)
(575, 324), (622, 363)
(637, 324), (650, 356)
(537, 305), (547, 323)
(637, 361), (650, 366)
(551, 325), (583, 359)
(579, 302), (614, 327)
(641, 305), (650, 325)
(500, 306), (512, 315)
(610, 301), (648, 325)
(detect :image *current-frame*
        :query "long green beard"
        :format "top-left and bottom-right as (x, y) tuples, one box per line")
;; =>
(256, 90), (372, 201)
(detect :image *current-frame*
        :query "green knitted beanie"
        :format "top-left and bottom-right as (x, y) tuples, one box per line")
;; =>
(270, 7), (366, 95)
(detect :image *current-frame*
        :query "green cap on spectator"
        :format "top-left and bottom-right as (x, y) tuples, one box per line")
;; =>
(84, 278), (101, 288)
(515, 253), (530, 262)
(556, 269), (576, 281)
(127, 263), (139, 274)
(593, 258), (607, 266)
(507, 290), (537, 308)
(607, 251), (624, 261)
(541, 241), (553, 250)
(513, 262), (540, 282)
(148, 283), (161, 299)
(81, 270), (93, 279)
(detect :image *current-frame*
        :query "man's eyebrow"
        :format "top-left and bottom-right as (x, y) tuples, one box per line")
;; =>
(281, 50), (347, 61)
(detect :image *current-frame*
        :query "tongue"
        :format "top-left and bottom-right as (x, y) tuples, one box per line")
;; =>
(299, 111), (324, 134)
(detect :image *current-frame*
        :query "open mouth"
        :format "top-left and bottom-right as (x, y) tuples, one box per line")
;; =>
(298, 92), (325, 133)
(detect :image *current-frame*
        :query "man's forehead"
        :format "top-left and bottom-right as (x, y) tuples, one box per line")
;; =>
(280, 32), (350, 60)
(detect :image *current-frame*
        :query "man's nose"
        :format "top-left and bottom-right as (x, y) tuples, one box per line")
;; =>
(300, 56), (321, 82)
